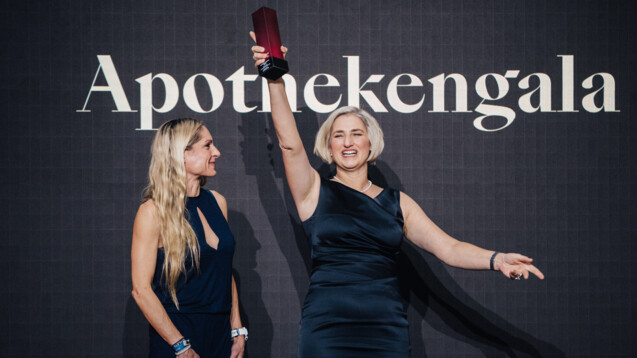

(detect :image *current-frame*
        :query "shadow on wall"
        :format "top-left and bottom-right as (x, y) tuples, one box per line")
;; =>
(239, 105), (328, 357)
(123, 295), (148, 357)
(370, 162), (565, 357)
(228, 210), (273, 358)
(238, 105), (319, 305)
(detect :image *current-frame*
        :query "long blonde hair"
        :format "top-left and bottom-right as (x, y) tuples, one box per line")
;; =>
(143, 118), (205, 308)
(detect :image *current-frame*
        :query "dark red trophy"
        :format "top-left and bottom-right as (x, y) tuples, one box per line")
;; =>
(252, 7), (289, 80)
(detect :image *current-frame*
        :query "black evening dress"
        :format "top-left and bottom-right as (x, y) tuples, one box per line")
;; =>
(299, 177), (410, 357)
(149, 190), (235, 358)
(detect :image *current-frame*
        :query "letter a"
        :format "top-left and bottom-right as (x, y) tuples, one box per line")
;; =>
(77, 55), (134, 112)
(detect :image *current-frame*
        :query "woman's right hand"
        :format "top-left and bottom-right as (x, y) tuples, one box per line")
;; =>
(249, 31), (287, 69)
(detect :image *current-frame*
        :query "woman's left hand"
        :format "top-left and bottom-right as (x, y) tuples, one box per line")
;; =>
(497, 253), (545, 280)
(230, 336), (245, 358)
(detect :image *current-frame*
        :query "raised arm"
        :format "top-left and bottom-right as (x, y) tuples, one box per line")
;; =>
(131, 200), (200, 357)
(400, 192), (544, 280)
(250, 32), (320, 221)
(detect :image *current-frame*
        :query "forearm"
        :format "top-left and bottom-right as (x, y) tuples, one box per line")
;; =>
(132, 287), (183, 345)
(443, 241), (498, 270)
(230, 276), (242, 329)
(267, 80), (304, 152)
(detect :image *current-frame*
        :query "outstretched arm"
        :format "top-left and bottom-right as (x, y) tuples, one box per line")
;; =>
(250, 32), (320, 221)
(400, 192), (544, 280)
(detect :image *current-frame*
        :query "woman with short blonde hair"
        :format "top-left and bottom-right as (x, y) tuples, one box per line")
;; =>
(313, 106), (385, 164)
(251, 34), (544, 357)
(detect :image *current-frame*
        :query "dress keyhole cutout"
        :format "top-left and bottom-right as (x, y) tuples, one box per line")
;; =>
(197, 207), (219, 250)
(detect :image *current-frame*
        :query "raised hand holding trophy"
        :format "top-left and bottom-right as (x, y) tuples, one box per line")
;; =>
(251, 7), (289, 80)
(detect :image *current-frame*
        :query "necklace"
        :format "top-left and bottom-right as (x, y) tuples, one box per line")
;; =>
(332, 176), (373, 193)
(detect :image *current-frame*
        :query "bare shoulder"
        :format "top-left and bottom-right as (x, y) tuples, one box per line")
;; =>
(399, 191), (419, 215)
(209, 190), (228, 219)
(136, 199), (158, 222)
(210, 190), (227, 208)
(133, 199), (160, 245)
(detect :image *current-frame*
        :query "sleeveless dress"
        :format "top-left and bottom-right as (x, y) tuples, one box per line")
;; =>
(299, 177), (410, 357)
(149, 190), (235, 358)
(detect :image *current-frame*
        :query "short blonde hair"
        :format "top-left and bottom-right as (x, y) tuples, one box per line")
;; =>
(313, 106), (384, 164)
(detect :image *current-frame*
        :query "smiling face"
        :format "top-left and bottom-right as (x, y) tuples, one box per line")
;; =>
(329, 114), (371, 171)
(184, 126), (220, 178)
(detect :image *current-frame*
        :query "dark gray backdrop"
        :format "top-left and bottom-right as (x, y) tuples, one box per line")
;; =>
(1, 0), (635, 357)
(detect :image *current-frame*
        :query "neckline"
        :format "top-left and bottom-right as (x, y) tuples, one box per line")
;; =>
(186, 189), (204, 204)
(329, 178), (386, 200)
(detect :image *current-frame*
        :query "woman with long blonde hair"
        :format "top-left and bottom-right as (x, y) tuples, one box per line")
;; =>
(131, 118), (246, 358)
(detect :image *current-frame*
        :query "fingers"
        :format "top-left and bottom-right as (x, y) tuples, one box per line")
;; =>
(251, 48), (268, 68)
(528, 264), (545, 280)
(506, 264), (544, 280)
(252, 52), (268, 60)
(250, 31), (288, 64)
(230, 344), (244, 358)
(508, 270), (523, 280)
(251, 46), (267, 55)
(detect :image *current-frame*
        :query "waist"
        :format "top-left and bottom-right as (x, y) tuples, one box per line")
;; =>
(155, 285), (232, 313)
(153, 266), (233, 313)
(310, 254), (399, 284)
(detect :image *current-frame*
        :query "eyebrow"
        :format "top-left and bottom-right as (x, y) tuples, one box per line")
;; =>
(332, 128), (364, 134)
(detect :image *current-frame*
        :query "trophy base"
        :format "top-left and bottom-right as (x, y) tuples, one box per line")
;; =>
(258, 56), (289, 80)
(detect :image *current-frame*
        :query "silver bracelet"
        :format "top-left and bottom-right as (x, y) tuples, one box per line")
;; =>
(231, 327), (248, 342)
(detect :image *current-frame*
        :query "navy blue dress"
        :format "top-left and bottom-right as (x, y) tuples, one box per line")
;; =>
(299, 177), (410, 357)
(149, 190), (235, 358)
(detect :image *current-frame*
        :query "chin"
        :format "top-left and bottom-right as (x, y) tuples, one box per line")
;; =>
(337, 162), (365, 171)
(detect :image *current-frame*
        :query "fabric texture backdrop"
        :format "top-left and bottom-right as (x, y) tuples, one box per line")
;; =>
(1, 0), (634, 356)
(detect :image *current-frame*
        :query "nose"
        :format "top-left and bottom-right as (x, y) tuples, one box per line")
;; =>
(211, 145), (221, 158)
(344, 134), (353, 147)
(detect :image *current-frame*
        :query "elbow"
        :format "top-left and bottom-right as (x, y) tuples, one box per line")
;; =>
(131, 285), (151, 306)
(131, 288), (142, 304)
(278, 141), (302, 154)
(438, 241), (460, 267)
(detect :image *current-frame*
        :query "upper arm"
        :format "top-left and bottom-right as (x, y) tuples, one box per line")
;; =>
(131, 200), (161, 291)
(211, 190), (228, 221)
(400, 192), (458, 261)
(268, 81), (321, 220)
(285, 164), (321, 221)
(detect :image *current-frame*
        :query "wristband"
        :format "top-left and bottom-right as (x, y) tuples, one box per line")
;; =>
(172, 338), (191, 355)
(175, 346), (191, 356)
(231, 327), (248, 341)
(490, 252), (499, 271)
